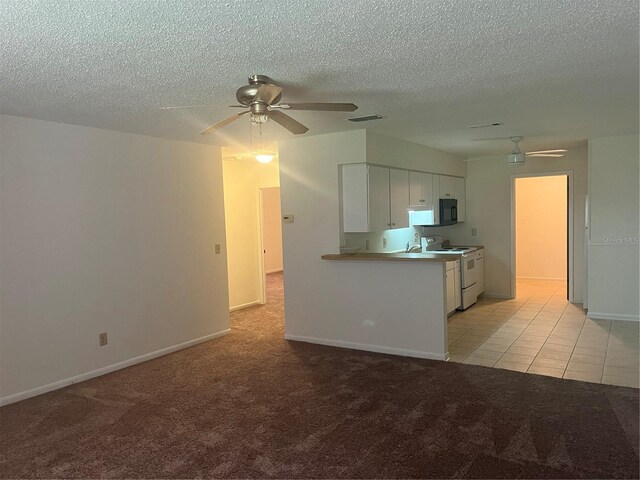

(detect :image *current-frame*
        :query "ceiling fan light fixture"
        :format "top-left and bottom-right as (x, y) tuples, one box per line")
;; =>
(251, 113), (269, 125)
(508, 154), (525, 166)
(255, 153), (274, 164)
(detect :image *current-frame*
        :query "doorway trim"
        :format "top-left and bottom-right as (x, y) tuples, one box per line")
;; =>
(510, 171), (574, 301)
(257, 187), (268, 305)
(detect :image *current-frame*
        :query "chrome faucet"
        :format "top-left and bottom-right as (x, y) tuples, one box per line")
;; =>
(405, 242), (422, 253)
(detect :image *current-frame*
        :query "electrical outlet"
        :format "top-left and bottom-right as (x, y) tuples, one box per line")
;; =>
(471, 228), (477, 236)
(382, 237), (388, 248)
(365, 239), (370, 251)
(99, 332), (108, 346)
(215, 244), (221, 254)
(413, 232), (419, 242)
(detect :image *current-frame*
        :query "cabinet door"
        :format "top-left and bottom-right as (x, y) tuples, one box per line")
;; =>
(446, 267), (456, 314)
(440, 175), (455, 198)
(341, 164), (369, 232)
(454, 177), (466, 222)
(432, 175), (441, 224)
(421, 173), (434, 209)
(454, 265), (462, 309)
(409, 171), (423, 207)
(368, 165), (391, 232)
(389, 168), (409, 229)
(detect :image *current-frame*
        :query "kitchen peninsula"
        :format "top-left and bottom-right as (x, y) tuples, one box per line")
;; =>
(279, 130), (468, 363)
(292, 252), (451, 359)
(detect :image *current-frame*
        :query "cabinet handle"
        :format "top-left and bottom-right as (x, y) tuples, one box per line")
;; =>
(387, 223), (391, 226)
(392, 222), (396, 226)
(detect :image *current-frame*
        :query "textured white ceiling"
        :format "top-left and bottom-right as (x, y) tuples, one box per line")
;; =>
(1, 0), (638, 156)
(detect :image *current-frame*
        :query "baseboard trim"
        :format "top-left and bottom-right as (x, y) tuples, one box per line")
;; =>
(516, 276), (567, 281)
(229, 300), (262, 312)
(284, 334), (446, 361)
(586, 311), (639, 322)
(265, 268), (283, 274)
(0, 329), (231, 407)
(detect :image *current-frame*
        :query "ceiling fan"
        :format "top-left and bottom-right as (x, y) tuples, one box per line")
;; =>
(472, 136), (567, 166)
(506, 137), (567, 166)
(163, 75), (358, 136)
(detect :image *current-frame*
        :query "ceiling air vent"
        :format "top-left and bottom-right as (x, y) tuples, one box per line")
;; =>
(347, 114), (384, 122)
(467, 122), (503, 129)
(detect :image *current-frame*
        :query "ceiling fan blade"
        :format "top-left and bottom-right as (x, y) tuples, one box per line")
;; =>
(255, 84), (283, 104)
(161, 104), (219, 110)
(277, 102), (358, 112)
(268, 110), (309, 135)
(200, 110), (250, 135)
(525, 149), (568, 154)
(526, 153), (565, 157)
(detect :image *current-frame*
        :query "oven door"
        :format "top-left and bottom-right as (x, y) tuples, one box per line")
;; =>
(461, 254), (479, 289)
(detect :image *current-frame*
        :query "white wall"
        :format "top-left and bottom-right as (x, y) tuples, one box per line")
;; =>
(261, 187), (283, 274)
(222, 158), (279, 310)
(0, 115), (230, 403)
(448, 147), (588, 302)
(515, 176), (568, 280)
(279, 130), (465, 359)
(587, 135), (639, 320)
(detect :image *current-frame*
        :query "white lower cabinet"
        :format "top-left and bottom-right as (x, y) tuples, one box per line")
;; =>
(446, 260), (461, 314)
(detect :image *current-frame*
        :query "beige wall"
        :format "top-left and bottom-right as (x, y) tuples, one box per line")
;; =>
(222, 158), (279, 310)
(0, 115), (230, 404)
(448, 147), (587, 302)
(515, 176), (567, 280)
(587, 134), (639, 320)
(262, 187), (283, 273)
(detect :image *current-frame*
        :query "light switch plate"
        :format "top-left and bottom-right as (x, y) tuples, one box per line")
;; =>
(471, 228), (477, 236)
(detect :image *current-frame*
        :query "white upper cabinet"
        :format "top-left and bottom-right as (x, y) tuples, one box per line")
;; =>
(409, 171), (434, 209)
(454, 177), (466, 222)
(340, 164), (409, 233)
(389, 168), (409, 229)
(439, 175), (455, 198)
(368, 165), (391, 232)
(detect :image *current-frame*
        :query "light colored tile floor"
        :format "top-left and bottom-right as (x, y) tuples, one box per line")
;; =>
(448, 279), (640, 388)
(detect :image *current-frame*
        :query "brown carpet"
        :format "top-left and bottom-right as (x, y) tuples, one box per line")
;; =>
(1, 272), (638, 479)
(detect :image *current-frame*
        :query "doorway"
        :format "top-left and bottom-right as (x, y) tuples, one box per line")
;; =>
(512, 174), (571, 300)
(259, 187), (283, 302)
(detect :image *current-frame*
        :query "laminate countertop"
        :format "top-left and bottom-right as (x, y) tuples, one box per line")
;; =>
(321, 246), (483, 263)
(321, 252), (461, 262)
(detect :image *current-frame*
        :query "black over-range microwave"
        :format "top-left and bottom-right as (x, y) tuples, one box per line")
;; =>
(439, 198), (458, 226)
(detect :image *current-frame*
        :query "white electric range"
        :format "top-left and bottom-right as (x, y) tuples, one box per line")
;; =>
(422, 236), (485, 310)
